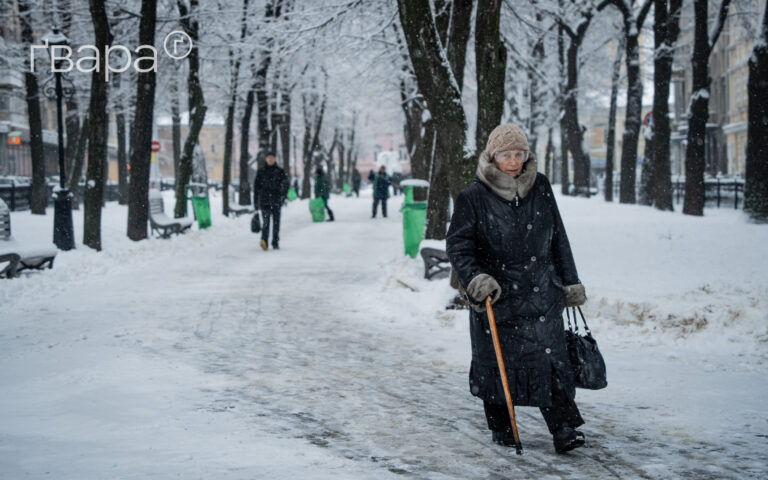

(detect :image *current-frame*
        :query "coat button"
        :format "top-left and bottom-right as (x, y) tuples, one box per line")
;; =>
(545, 348), (552, 354)
(530, 256), (537, 262)
(527, 224), (533, 230)
(539, 316), (546, 322)
(533, 286), (540, 292)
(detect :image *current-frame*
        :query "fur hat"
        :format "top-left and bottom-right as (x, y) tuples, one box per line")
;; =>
(485, 124), (529, 159)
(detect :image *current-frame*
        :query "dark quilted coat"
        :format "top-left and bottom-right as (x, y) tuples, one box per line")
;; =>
(253, 164), (289, 209)
(446, 173), (580, 407)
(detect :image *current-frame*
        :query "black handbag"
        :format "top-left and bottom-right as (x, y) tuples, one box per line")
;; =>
(250, 212), (261, 233)
(565, 307), (607, 390)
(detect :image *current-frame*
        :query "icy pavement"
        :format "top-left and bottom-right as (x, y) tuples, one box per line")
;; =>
(1, 191), (767, 479)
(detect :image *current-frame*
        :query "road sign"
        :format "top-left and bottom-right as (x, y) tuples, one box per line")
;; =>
(151, 140), (161, 153)
(643, 112), (652, 127)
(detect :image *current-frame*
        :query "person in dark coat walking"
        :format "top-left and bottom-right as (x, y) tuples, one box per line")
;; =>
(351, 169), (361, 197)
(446, 124), (588, 454)
(314, 167), (334, 221)
(372, 166), (391, 218)
(253, 152), (289, 250)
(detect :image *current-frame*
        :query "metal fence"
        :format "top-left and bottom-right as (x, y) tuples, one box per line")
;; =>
(600, 175), (745, 210)
(0, 183), (122, 212)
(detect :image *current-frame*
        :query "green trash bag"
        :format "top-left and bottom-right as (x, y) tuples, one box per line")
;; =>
(190, 196), (212, 229)
(287, 187), (298, 201)
(343, 183), (350, 194)
(401, 201), (426, 258)
(309, 198), (326, 222)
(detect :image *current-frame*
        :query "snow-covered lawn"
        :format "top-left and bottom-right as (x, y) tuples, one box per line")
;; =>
(1, 188), (766, 479)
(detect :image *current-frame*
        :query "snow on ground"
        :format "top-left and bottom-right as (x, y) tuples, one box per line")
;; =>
(1, 187), (766, 479)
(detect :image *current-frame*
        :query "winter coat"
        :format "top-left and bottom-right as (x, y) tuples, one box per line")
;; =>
(352, 170), (361, 188)
(373, 173), (391, 199)
(446, 151), (582, 407)
(315, 173), (330, 200)
(253, 164), (289, 209)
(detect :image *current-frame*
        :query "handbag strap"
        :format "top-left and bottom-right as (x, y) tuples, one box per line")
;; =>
(566, 307), (574, 332)
(572, 306), (591, 335)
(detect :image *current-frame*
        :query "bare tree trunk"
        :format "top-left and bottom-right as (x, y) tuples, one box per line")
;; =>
(346, 113), (356, 184)
(527, 2), (545, 153)
(239, 69), (255, 204)
(255, 59), (271, 165)
(651, 0), (682, 210)
(222, 0), (250, 216)
(683, 0), (732, 215)
(68, 117), (88, 209)
(301, 94), (312, 199)
(558, 24), (569, 195)
(170, 76), (181, 188)
(394, 21), (427, 200)
(744, 0), (768, 222)
(562, 20), (593, 197)
(223, 82), (237, 216)
(619, 25), (642, 203)
(17, 0), (47, 215)
(475, 0), (507, 153)
(423, 124), (451, 239)
(174, 0), (208, 218)
(337, 135), (345, 191)
(606, 34), (624, 202)
(115, 75), (129, 205)
(397, 0), (471, 240)
(83, 0), (111, 250)
(301, 78), (327, 199)
(603, 0), (653, 204)
(544, 129), (553, 179)
(126, 0), (157, 240)
(61, 0), (81, 184)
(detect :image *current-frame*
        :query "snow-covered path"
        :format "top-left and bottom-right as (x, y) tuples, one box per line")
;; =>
(1, 192), (766, 479)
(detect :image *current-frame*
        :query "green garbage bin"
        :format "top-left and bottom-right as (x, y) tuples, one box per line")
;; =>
(404, 185), (415, 204)
(186, 183), (212, 230)
(401, 200), (426, 258)
(343, 182), (351, 194)
(190, 195), (211, 229)
(287, 187), (298, 201)
(309, 198), (326, 222)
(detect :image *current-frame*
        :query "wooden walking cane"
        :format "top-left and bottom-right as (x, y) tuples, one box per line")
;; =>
(486, 297), (523, 455)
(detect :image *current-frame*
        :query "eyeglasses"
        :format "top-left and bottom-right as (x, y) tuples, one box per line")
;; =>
(494, 150), (529, 163)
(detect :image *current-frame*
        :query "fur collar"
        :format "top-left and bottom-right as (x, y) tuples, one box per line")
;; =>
(476, 150), (538, 201)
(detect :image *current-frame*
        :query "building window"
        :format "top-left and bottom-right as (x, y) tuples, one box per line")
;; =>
(0, 92), (9, 110)
(211, 144), (215, 153)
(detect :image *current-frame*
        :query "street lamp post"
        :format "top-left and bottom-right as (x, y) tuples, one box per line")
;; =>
(42, 28), (75, 251)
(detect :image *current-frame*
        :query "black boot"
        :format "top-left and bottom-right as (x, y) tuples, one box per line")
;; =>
(553, 426), (585, 454)
(491, 430), (517, 447)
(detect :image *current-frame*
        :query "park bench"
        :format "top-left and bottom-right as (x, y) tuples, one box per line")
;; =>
(0, 198), (57, 278)
(227, 188), (254, 217)
(419, 247), (451, 280)
(148, 190), (193, 239)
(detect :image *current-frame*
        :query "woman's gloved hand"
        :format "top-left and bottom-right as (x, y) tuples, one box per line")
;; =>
(563, 283), (587, 307)
(467, 274), (502, 312)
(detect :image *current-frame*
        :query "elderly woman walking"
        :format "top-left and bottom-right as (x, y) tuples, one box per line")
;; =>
(446, 124), (587, 454)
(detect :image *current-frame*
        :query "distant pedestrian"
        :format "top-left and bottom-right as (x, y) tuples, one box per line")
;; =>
(392, 172), (403, 196)
(368, 169), (375, 183)
(446, 124), (588, 454)
(372, 165), (390, 218)
(314, 167), (334, 222)
(352, 169), (361, 197)
(253, 152), (289, 250)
